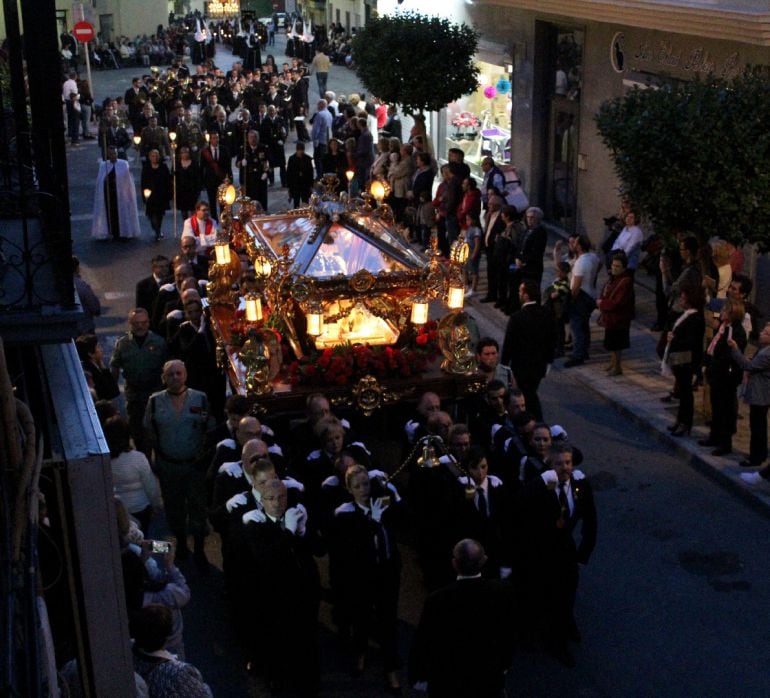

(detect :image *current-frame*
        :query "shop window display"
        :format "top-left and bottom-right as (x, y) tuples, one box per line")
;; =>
(443, 61), (512, 179)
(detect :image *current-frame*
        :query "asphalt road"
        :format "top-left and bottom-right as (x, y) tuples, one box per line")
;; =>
(67, 40), (770, 698)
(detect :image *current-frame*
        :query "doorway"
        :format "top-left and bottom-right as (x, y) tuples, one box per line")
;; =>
(537, 24), (584, 233)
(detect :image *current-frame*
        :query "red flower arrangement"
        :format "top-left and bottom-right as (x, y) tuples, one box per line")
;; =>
(451, 111), (480, 129)
(287, 321), (440, 387)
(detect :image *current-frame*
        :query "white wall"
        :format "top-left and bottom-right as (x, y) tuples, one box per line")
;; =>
(376, 0), (469, 23)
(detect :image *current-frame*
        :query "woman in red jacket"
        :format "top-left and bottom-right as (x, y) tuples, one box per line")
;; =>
(597, 251), (635, 375)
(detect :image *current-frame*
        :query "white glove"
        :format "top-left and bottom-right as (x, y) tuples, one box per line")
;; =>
(284, 505), (307, 536)
(225, 492), (247, 513)
(541, 469), (559, 487)
(500, 567), (512, 580)
(367, 469), (387, 481)
(283, 476), (305, 492)
(220, 461), (242, 478)
(370, 497), (388, 522)
(321, 475), (339, 488)
(241, 159), (247, 166)
(242, 508), (266, 525)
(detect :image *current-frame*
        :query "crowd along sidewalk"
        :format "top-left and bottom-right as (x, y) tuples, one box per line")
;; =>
(467, 247), (770, 517)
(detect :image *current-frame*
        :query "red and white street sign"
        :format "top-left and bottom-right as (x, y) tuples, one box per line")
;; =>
(73, 20), (95, 43)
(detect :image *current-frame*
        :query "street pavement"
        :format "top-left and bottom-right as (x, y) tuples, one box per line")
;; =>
(66, 36), (770, 697)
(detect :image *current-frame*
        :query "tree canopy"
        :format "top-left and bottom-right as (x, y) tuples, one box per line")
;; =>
(351, 12), (479, 115)
(595, 68), (770, 252)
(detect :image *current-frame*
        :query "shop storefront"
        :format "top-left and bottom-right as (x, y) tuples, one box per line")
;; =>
(439, 59), (513, 179)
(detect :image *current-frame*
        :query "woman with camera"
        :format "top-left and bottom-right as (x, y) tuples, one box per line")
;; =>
(699, 299), (747, 456)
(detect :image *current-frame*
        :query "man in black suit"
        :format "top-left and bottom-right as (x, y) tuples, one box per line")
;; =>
(501, 279), (556, 421)
(409, 538), (517, 697)
(135, 255), (170, 316)
(519, 443), (597, 667)
(235, 479), (320, 692)
(454, 446), (514, 580)
(124, 77), (148, 132)
(200, 131), (232, 221)
(508, 206), (548, 313)
(264, 104), (287, 187)
(285, 142), (315, 208)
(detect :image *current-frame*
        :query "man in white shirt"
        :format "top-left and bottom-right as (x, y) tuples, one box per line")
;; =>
(565, 235), (601, 367)
(181, 201), (219, 253)
(62, 71), (80, 145)
(611, 210), (644, 275)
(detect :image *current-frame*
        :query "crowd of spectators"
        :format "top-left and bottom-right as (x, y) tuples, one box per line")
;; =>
(59, 20), (770, 697)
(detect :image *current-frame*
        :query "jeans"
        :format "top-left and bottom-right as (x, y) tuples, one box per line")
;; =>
(313, 142), (327, 178)
(569, 290), (596, 361)
(749, 404), (769, 464)
(316, 71), (328, 95)
(66, 102), (79, 142)
(79, 103), (92, 138)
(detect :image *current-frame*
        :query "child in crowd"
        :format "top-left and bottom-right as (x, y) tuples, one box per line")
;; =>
(464, 213), (482, 298)
(416, 189), (435, 248)
(544, 261), (572, 356)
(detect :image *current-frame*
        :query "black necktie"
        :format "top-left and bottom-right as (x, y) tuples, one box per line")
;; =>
(213, 147), (217, 161)
(558, 483), (569, 517)
(477, 488), (488, 519)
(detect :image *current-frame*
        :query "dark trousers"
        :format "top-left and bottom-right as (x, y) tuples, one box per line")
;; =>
(126, 394), (151, 457)
(709, 376), (738, 449)
(156, 460), (208, 539)
(66, 102), (80, 142)
(569, 291), (596, 361)
(749, 404), (770, 465)
(291, 190), (311, 208)
(484, 251), (498, 300)
(313, 142), (327, 178)
(673, 365), (695, 427)
(147, 211), (164, 238)
(316, 72), (328, 95)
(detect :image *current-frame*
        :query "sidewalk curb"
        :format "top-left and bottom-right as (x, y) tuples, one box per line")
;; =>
(566, 364), (770, 520)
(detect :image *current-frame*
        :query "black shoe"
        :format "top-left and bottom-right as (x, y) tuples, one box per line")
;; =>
(698, 439), (717, 447)
(670, 424), (691, 437)
(564, 358), (585, 368)
(660, 393), (676, 403)
(711, 448), (732, 456)
(740, 460), (762, 468)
